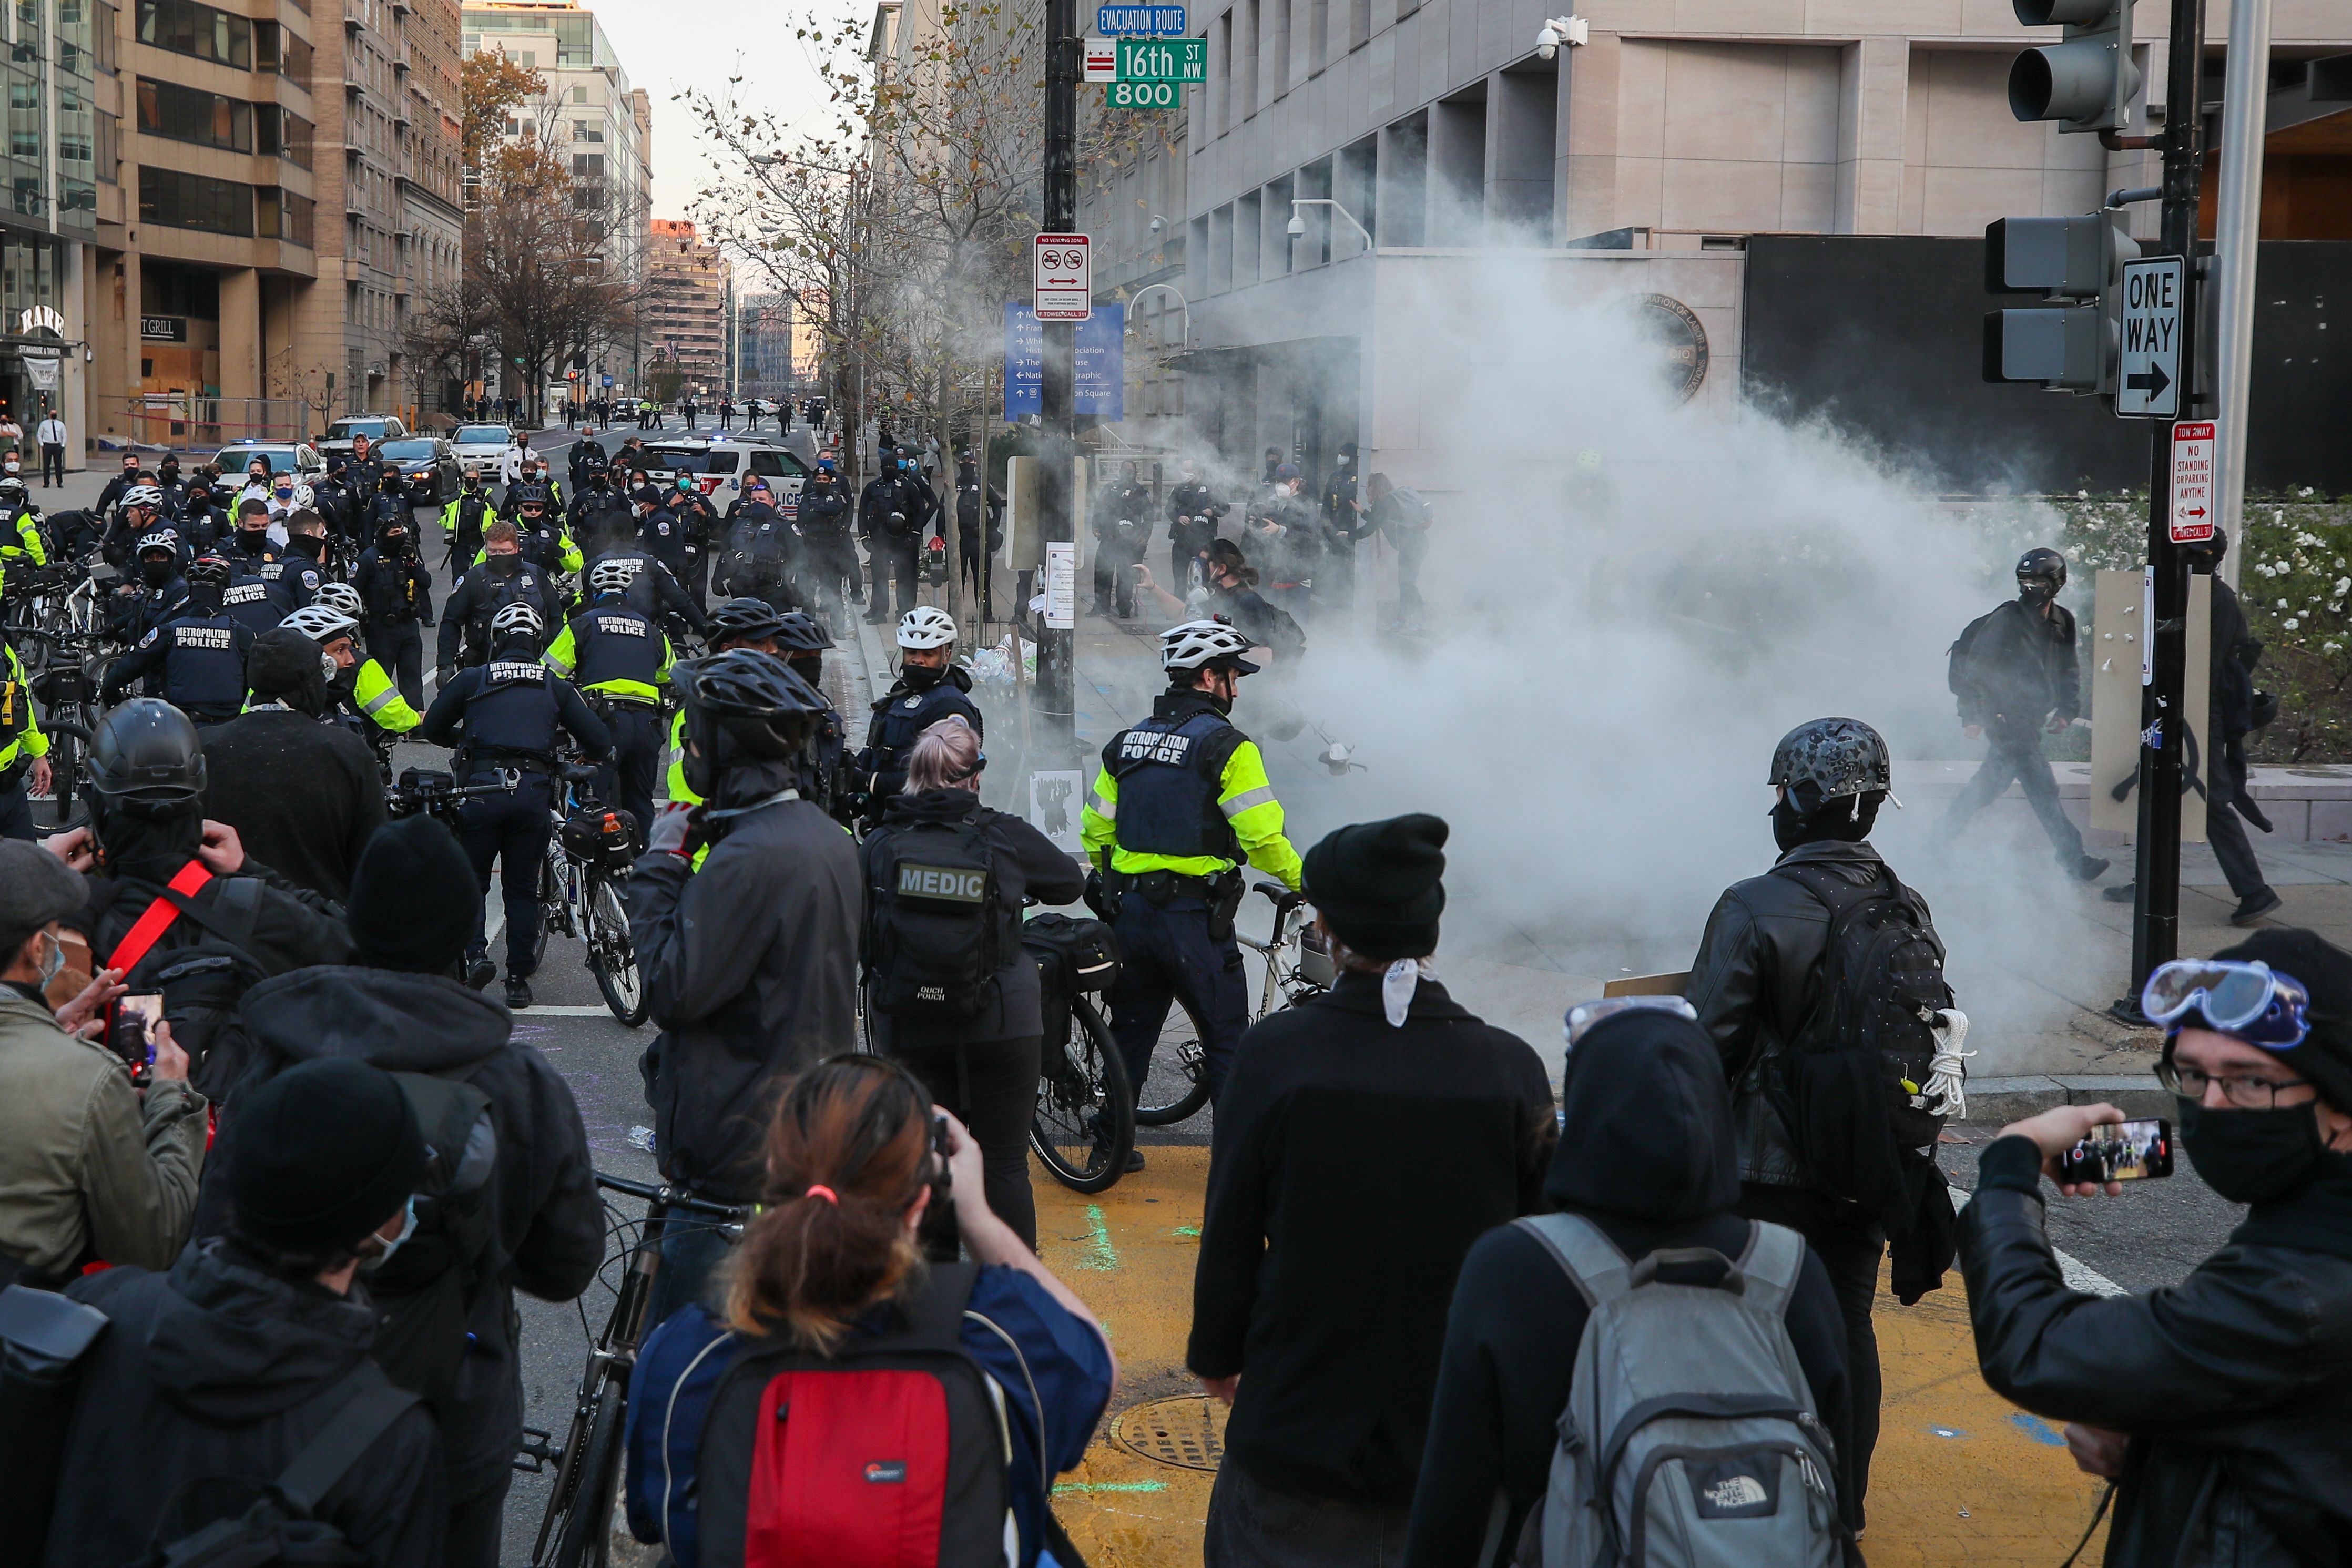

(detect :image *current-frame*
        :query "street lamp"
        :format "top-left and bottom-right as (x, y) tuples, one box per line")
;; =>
(1285, 198), (1373, 249)
(1125, 282), (1189, 349)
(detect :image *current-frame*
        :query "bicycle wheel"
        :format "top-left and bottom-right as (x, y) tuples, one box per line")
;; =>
(38, 718), (90, 833)
(1031, 994), (1135, 1193)
(537, 1373), (626, 1568)
(585, 873), (649, 1026)
(1133, 996), (1211, 1127)
(532, 851), (560, 973)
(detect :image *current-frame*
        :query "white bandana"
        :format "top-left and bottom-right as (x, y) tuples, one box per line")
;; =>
(1383, 958), (1438, 1027)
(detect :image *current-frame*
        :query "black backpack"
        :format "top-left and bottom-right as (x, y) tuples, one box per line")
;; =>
(105, 874), (273, 1099)
(1766, 861), (1954, 1225)
(365, 1069), (500, 1423)
(864, 816), (1004, 1020)
(1944, 607), (2000, 698)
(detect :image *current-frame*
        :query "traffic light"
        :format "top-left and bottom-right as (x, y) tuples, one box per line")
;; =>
(2008, 0), (2139, 131)
(1982, 215), (2140, 394)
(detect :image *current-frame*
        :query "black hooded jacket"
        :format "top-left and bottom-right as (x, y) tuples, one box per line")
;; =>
(197, 707), (388, 902)
(50, 1238), (446, 1568)
(1401, 1012), (1854, 1567)
(195, 966), (604, 1500)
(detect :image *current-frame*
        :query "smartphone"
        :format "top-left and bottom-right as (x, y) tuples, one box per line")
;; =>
(2059, 1118), (2174, 1184)
(931, 1114), (953, 1192)
(109, 992), (163, 1084)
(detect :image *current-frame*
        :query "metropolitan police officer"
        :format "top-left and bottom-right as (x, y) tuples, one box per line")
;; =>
(218, 549), (295, 638)
(854, 606), (982, 823)
(439, 519), (562, 678)
(0, 632), (50, 840)
(858, 452), (926, 626)
(717, 477), (797, 615)
(1081, 619), (1304, 1155)
(506, 484), (584, 582)
(670, 473), (720, 609)
(795, 455), (858, 620)
(112, 530), (188, 646)
(660, 596), (789, 818)
(441, 469), (498, 571)
(100, 555), (256, 723)
(419, 598), (613, 1008)
(569, 466), (633, 556)
(222, 496), (277, 567)
(300, 586), (421, 745)
(350, 512), (434, 710)
(579, 539), (708, 638)
(543, 558), (673, 832)
(774, 608), (849, 814)
(634, 483), (690, 587)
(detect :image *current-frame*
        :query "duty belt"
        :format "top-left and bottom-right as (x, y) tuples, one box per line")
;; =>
(470, 748), (556, 777)
(1113, 868), (1221, 902)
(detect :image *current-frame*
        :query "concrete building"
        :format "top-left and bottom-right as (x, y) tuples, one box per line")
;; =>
(0, 0), (105, 457)
(406, 0), (467, 412)
(647, 216), (724, 394)
(1075, 0), (2352, 488)
(737, 291), (802, 399)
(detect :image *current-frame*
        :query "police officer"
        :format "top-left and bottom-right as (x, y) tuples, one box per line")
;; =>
(351, 513), (434, 709)
(795, 454), (858, 620)
(1081, 619), (1303, 1148)
(419, 598), (613, 1008)
(854, 606), (982, 822)
(441, 470), (498, 571)
(0, 630), (50, 840)
(578, 542), (708, 639)
(101, 555), (256, 724)
(568, 466), (633, 556)
(660, 596), (791, 819)
(1091, 461), (1154, 619)
(1167, 457), (1224, 596)
(1937, 546), (2109, 882)
(543, 558), (672, 832)
(506, 484), (584, 582)
(268, 510), (329, 610)
(218, 547), (296, 638)
(1318, 441), (1371, 610)
(112, 530), (188, 646)
(439, 519), (562, 676)
(635, 483), (690, 591)
(300, 586), (421, 744)
(775, 609), (849, 814)
(222, 497), (277, 568)
(952, 449), (1002, 608)
(718, 477), (798, 615)
(0, 473), (46, 593)
(671, 473), (720, 609)
(858, 453), (924, 626)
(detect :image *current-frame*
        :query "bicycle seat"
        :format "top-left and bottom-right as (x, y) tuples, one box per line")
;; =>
(561, 761), (602, 785)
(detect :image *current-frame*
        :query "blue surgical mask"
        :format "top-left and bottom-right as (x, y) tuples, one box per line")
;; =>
(359, 1195), (420, 1272)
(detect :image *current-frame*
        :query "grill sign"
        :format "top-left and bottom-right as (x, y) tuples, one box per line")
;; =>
(899, 863), (986, 903)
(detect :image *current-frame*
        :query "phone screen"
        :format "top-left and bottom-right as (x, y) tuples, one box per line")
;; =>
(2059, 1118), (2173, 1183)
(109, 992), (164, 1075)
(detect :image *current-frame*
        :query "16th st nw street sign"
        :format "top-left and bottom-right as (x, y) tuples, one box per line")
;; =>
(2117, 256), (2183, 419)
(1118, 36), (1206, 81)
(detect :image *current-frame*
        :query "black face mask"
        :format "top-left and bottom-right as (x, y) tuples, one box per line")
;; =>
(287, 534), (324, 561)
(486, 553), (521, 578)
(140, 559), (174, 587)
(238, 526), (269, 550)
(1770, 793), (1877, 853)
(383, 531), (410, 555)
(899, 660), (945, 691)
(2180, 1096), (2327, 1204)
(2019, 578), (2059, 606)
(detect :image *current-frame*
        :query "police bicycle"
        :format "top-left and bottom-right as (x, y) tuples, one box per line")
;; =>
(520, 1171), (751, 1568)
(2, 561), (98, 676)
(533, 760), (649, 1026)
(17, 626), (112, 831)
(1024, 909), (1137, 1195)
(1132, 882), (1329, 1127)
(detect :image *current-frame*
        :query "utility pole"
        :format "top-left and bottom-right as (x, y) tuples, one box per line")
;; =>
(2119, 0), (2210, 1015)
(2210, 0), (2270, 594)
(1034, 0), (1080, 763)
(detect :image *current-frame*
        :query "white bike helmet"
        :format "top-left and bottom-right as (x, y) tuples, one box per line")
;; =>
(588, 559), (636, 596)
(136, 529), (177, 555)
(1160, 618), (1259, 675)
(897, 605), (957, 650)
(314, 582), (364, 618)
(491, 599), (544, 644)
(124, 484), (165, 511)
(281, 603), (360, 645)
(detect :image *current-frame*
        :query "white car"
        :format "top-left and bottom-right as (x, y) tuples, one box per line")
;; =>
(450, 423), (515, 476)
(642, 438), (810, 517)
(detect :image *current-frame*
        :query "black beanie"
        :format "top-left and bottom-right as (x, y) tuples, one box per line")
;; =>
(1302, 813), (1448, 961)
(247, 628), (330, 717)
(2208, 929), (2352, 1113)
(230, 1057), (426, 1251)
(348, 814), (479, 973)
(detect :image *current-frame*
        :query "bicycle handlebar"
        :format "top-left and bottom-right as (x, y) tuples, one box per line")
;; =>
(594, 1170), (754, 1220)
(1254, 882), (1310, 918)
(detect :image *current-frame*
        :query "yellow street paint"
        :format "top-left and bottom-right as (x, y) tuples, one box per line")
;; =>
(1032, 1147), (2111, 1567)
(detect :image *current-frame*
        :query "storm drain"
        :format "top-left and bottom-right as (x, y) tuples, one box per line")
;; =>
(1112, 1396), (1228, 1471)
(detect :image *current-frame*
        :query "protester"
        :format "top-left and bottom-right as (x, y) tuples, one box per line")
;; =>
(47, 1056), (446, 1568)
(197, 627), (388, 900)
(199, 813), (603, 1567)
(1404, 1005), (1856, 1564)
(863, 717), (1084, 1248)
(1188, 814), (1555, 1563)
(624, 1056), (1114, 1568)
(0, 840), (207, 1285)
(1958, 927), (2352, 1565)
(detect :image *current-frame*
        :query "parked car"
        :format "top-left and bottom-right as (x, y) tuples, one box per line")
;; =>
(374, 437), (462, 504)
(318, 414), (410, 465)
(450, 423), (514, 476)
(210, 441), (325, 502)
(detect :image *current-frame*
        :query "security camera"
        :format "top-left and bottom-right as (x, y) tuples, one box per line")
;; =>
(1536, 15), (1586, 56)
(1285, 212), (1306, 238)
(1149, 214), (1165, 233)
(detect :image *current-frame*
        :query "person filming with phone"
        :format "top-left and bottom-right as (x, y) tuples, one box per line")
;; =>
(1958, 927), (2352, 1566)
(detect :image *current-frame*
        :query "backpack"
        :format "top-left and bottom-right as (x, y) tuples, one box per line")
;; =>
(1019, 913), (1120, 997)
(104, 869), (273, 1097)
(139, 1380), (422, 1567)
(1766, 861), (1955, 1223)
(1944, 607), (1999, 698)
(1388, 486), (1434, 532)
(695, 1262), (1020, 1568)
(1512, 1215), (1843, 1568)
(864, 815), (1004, 1021)
(365, 1069), (500, 1422)
(623, 1304), (744, 1568)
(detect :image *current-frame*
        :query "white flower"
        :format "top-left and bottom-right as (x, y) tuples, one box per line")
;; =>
(2286, 618), (2301, 630)
(2280, 599), (2292, 609)
(2329, 642), (2345, 655)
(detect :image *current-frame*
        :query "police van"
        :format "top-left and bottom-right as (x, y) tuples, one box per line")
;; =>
(639, 436), (810, 520)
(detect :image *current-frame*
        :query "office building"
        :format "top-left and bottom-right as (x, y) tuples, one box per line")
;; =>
(737, 291), (801, 400)
(648, 216), (723, 393)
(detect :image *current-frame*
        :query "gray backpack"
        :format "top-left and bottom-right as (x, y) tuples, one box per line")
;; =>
(1513, 1214), (1845, 1568)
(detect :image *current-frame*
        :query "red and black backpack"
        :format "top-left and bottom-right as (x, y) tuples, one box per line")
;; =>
(696, 1261), (1018, 1568)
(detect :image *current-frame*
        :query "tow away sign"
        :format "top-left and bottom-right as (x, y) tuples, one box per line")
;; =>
(2170, 421), (2216, 544)
(2117, 256), (2183, 419)
(1033, 234), (1092, 321)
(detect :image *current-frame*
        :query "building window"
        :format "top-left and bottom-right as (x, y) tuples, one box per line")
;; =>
(573, 119), (600, 141)
(94, 107), (115, 180)
(7, 76), (40, 160)
(137, 77), (253, 151)
(94, 0), (116, 72)
(136, 0), (250, 68)
(256, 185), (312, 245)
(571, 151), (602, 177)
(257, 104), (311, 167)
(138, 162), (252, 233)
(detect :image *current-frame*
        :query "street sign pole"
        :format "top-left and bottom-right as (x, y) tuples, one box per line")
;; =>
(1037, 0), (1079, 769)
(2117, 0), (2208, 1021)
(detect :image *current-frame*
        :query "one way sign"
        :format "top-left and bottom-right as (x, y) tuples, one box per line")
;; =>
(2117, 255), (2183, 419)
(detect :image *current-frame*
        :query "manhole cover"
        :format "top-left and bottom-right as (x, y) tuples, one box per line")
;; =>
(1112, 1396), (1228, 1471)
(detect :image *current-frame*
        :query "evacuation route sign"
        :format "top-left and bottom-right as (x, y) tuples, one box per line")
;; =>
(2170, 421), (2217, 544)
(1033, 233), (1092, 321)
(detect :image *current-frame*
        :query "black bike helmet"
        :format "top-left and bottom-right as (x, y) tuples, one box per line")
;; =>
(2017, 546), (2068, 601)
(89, 699), (206, 820)
(674, 649), (826, 797)
(773, 610), (835, 655)
(184, 554), (232, 593)
(511, 483), (550, 512)
(1767, 717), (1892, 807)
(708, 597), (788, 647)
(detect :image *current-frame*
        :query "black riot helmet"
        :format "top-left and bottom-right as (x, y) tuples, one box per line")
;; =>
(1767, 716), (1892, 813)
(673, 649), (826, 799)
(89, 699), (207, 821)
(2017, 546), (2068, 605)
(707, 597), (788, 650)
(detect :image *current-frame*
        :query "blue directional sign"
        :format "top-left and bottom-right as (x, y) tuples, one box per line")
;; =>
(1004, 303), (1124, 421)
(1098, 4), (1185, 34)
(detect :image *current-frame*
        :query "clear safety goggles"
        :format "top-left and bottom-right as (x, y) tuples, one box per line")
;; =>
(1563, 994), (1697, 1050)
(2141, 959), (2311, 1048)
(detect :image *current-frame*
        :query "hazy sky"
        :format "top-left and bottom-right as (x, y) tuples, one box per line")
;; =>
(589, 0), (838, 221)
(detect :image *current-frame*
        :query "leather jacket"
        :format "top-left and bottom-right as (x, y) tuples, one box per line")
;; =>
(1958, 1147), (2352, 1567)
(1686, 839), (1889, 1188)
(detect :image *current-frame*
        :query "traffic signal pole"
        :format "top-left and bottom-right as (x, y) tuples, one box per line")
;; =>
(1035, 0), (1080, 765)
(2119, 0), (2209, 1016)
